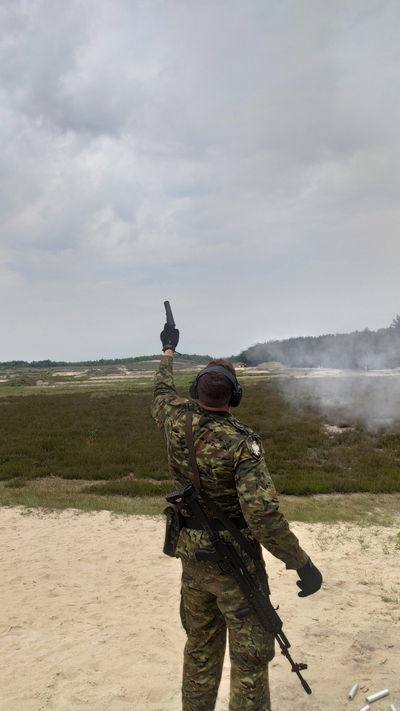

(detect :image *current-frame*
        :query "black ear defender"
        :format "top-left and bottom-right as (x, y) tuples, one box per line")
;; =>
(189, 366), (242, 407)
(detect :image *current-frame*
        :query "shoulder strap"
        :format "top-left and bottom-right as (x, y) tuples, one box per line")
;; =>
(184, 412), (258, 560)
(185, 412), (202, 492)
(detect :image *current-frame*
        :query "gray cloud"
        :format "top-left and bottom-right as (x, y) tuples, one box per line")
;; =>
(1, 0), (400, 359)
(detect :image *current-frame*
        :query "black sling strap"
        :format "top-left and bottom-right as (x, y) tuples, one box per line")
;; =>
(184, 411), (259, 561)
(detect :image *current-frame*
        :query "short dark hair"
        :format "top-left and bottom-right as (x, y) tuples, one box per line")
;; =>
(197, 359), (236, 408)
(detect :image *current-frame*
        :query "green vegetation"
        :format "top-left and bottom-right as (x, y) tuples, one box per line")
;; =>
(1, 478), (399, 525)
(0, 353), (211, 368)
(238, 379), (400, 495)
(0, 476), (165, 515)
(0, 375), (399, 518)
(0, 389), (168, 482)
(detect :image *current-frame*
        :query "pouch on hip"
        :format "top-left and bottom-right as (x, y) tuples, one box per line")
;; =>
(163, 505), (183, 557)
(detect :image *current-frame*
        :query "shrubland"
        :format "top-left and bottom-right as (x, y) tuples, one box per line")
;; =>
(0, 373), (399, 522)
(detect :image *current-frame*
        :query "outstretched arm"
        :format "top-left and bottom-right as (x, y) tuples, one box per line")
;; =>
(150, 306), (180, 434)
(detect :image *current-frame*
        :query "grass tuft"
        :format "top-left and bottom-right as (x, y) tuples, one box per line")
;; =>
(81, 479), (174, 497)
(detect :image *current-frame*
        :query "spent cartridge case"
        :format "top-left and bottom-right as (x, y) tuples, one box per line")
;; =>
(348, 683), (359, 700)
(366, 690), (389, 703)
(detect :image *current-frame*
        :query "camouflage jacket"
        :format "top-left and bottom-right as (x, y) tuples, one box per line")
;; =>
(151, 356), (308, 570)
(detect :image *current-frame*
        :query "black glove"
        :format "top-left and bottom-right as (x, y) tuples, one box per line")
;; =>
(160, 323), (180, 352)
(296, 558), (323, 597)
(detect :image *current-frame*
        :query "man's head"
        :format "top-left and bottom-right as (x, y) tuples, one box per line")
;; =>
(189, 359), (242, 409)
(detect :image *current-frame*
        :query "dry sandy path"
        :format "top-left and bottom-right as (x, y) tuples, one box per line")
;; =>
(1, 507), (399, 711)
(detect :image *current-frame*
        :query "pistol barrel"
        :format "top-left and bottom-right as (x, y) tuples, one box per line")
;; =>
(164, 301), (175, 328)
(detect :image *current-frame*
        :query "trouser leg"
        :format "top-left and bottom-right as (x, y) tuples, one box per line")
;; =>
(179, 552), (274, 711)
(181, 570), (227, 711)
(227, 623), (272, 711)
(217, 576), (275, 711)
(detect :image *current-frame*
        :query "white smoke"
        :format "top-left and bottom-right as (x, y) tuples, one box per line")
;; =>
(278, 371), (400, 433)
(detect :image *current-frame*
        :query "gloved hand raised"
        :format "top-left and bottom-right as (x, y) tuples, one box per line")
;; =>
(160, 323), (180, 352)
(296, 558), (323, 597)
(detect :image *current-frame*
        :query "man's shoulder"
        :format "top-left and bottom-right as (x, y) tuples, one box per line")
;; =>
(225, 415), (264, 461)
(226, 413), (255, 437)
(169, 396), (194, 408)
(203, 413), (258, 447)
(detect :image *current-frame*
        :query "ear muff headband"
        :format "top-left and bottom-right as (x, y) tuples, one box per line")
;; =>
(189, 365), (242, 407)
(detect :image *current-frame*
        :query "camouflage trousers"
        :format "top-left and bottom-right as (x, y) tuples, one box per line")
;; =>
(180, 555), (275, 711)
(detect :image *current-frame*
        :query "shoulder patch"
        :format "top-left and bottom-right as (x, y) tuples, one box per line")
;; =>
(245, 435), (263, 460)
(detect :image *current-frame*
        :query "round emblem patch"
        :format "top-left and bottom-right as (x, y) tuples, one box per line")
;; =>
(246, 435), (262, 460)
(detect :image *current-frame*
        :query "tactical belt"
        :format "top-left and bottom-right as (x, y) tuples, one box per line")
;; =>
(182, 515), (248, 531)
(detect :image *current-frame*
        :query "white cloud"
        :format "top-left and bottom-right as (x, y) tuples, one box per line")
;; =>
(1, 0), (400, 359)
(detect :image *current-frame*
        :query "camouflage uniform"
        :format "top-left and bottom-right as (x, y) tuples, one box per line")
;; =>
(151, 356), (309, 711)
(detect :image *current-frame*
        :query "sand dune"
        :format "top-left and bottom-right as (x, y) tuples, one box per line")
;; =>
(1, 507), (399, 711)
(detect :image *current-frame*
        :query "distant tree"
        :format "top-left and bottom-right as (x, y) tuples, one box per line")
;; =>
(238, 317), (400, 370)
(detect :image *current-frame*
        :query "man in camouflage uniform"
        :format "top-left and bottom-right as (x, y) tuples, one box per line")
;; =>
(151, 323), (322, 711)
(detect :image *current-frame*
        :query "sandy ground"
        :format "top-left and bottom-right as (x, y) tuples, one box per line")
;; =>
(1, 508), (400, 711)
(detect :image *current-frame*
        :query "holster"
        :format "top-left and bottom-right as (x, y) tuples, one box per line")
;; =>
(163, 505), (183, 557)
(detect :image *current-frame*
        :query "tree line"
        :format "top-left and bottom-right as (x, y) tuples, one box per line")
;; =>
(0, 353), (211, 368)
(3, 316), (400, 371)
(238, 316), (400, 369)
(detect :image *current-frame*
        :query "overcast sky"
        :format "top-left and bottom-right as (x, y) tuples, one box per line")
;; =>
(1, 0), (400, 361)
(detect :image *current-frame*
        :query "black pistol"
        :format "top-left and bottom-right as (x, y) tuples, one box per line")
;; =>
(164, 301), (175, 328)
